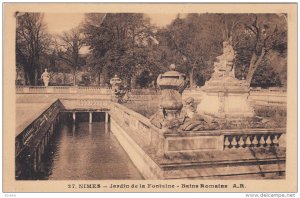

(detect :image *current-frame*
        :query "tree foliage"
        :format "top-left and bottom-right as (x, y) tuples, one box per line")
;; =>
(15, 13), (287, 88)
(231, 14), (287, 86)
(16, 13), (51, 85)
(155, 14), (224, 87)
(83, 13), (161, 87)
(156, 13), (287, 87)
(54, 27), (85, 85)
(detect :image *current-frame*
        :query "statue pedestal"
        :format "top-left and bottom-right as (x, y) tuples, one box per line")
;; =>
(197, 77), (255, 119)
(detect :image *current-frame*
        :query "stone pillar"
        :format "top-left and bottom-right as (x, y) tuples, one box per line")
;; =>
(89, 124), (92, 134)
(105, 124), (109, 133)
(72, 124), (76, 135)
(105, 112), (109, 123)
(89, 112), (93, 124)
(72, 112), (76, 122)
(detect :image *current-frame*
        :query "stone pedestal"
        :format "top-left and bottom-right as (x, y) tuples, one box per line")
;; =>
(197, 78), (255, 119)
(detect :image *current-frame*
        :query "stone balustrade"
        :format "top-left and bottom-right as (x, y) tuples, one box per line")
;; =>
(16, 86), (112, 94)
(16, 86), (286, 106)
(109, 102), (286, 156)
(163, 129), (285, 155)
(223, 130), (284, 149)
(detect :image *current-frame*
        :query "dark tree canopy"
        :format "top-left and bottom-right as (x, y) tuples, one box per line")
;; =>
(16, 12), (287, 88)
(16, 13), (51, 85)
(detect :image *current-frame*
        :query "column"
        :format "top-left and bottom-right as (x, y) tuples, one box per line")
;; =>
(89, 112), (93, 124)
(72, 112), (76, 122)
(105, 112), (109, 123)
(105, 124), (109, 133)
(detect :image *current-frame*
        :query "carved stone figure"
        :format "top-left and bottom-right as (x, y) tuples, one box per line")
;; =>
(197, 41), (255, 119)
(212, 41), (236, 80)
(41, 69), (50, 87)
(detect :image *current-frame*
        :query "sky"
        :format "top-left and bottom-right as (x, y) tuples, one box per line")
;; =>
(44, 13), (181, 34)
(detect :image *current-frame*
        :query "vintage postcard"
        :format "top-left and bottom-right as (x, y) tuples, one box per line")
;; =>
(3, 3), (297, 193)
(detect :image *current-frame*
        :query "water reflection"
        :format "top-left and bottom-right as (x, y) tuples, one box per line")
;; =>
(41, 114), (143, 180)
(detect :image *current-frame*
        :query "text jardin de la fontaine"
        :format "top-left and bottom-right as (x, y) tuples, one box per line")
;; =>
(70, 183), (246, 189)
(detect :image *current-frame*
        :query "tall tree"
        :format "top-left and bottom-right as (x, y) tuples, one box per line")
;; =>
(158, 14), (223, 87)
(230, 14), (287, 85)
(159, 13), (287, 88)
(55, 27), (85, 86)
(83, 13), (159, 87)
(16, 13), (50, 85)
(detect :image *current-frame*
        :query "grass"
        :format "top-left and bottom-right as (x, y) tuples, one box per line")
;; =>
(123, 100), (159, 118)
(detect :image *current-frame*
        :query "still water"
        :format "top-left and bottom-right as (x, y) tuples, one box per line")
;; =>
(42, 113), (143, 180)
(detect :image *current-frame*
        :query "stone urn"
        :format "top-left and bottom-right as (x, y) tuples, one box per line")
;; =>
(157, 64), (187, 121)
(109, 75), (122, 102)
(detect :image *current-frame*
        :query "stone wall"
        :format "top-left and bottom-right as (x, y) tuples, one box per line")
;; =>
(109, 102), (286, 179)
(15, 100), (63, 179)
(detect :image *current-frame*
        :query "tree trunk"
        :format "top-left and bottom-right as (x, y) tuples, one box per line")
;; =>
(189, 71), (194, 89)
(98, 72), (101, 86)
(189, 65), (195, 89)
(131, 74), (137, 89)
(62, 72), (66, 85)
(73, 70), (76, 86)
(245, 49), (266, 85)
(25, 72), (30, 85)
(34, 68), (38, 85)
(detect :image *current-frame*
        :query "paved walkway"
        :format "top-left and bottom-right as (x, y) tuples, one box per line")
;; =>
(16, 100), (56, 136)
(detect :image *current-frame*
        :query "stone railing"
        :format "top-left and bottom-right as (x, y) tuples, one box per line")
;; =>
(109, 103), (286, 156)
(163, 128), (285, 155)
(249, 87), (286, 107)
(110, 102), (162, 150)
(59, 98), (111, 111)
(16, 86), (287, 106)
(250, 87), (286, 93)
(15, 99), (64, 178)
(16, 86), (112, 94)
(222, 129), (284, 149)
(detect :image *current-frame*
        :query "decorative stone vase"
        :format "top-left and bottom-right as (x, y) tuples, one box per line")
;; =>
(157, 64), (187, 121)
(109, 75), (122, 102)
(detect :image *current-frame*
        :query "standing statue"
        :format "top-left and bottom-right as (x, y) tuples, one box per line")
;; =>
(41, 68), (50, 87)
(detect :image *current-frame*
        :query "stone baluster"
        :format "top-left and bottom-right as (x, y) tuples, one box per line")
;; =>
(245, 136), (252, 147)
(266, 135), (272, 146)
(224, 136), (230, 149)
(238, 136), (245, 149)
(252, 135), (259, 147)
(259, 135), (266, 146)
(272, 134), (279, 146)
(231, 136), (238, 148)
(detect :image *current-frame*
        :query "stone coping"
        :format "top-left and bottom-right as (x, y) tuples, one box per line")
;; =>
(164, 128), (286, 137)
(112, 102), (161, 133)
(16, 98), (58, 136)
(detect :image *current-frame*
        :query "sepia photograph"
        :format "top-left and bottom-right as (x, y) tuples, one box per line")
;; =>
(3, 3), (297, 193)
